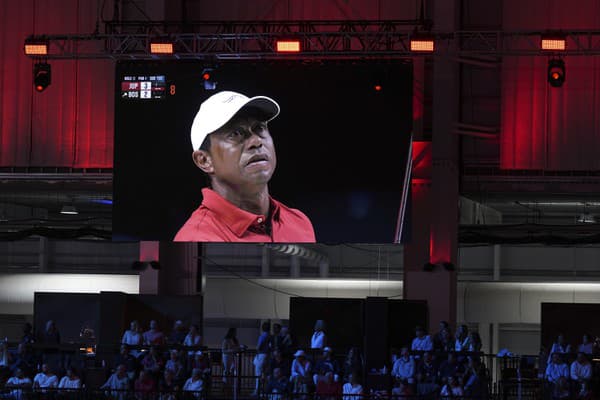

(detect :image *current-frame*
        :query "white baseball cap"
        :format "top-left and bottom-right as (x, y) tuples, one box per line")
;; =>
(190, 90), (280, 150)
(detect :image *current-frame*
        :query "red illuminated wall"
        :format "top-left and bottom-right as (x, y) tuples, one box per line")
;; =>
(500, 0), (600, 170)
(0, 0), (114, 167)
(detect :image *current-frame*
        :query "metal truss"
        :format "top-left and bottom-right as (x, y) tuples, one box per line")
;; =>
(24, 21), (600, 60)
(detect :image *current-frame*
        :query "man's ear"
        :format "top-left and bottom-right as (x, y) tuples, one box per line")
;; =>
(192, 150), (214, 174)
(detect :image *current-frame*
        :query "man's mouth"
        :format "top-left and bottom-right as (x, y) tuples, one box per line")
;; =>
(246, 154), (269, 166)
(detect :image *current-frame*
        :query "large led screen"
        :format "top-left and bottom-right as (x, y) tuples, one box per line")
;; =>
(113, 60), (412, 243)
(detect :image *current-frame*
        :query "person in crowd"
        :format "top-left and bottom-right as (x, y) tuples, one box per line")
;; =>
(0, 341), (11, 376)
(221, 327), (240, 384)
(140, 346), (164, 374)
(391, 378), (413, 399)
(279, 326), (294, 359)
(454, 324), (471, 353)
(391, 347), (415, 385)
(545, 353), (569, 386)
(143, 320), (165, 346)
(438, 352), (464, 384)
(32, 363), (58, 391)
(411, 326), (433, 354)
(270, 323), (283, 353)
(537, 345), (549, 379)
(9, 343), (36, 378)
(548, 334), (572, 363)
(576, 381), (593, 400)
(252, 322), (271, 396)
(313, 347), (340, 385)
(578, 334), (594, 355)
(463, 356), (485, 398)
(268, 349), (290, 379)
(264, 367), (289, 400)
(311, 320), (327, 350)
(58, 367), (81, 391)
(168, 320), (187, 345)
(190, 351), (211, 383)
(21, 323), (34, 345)
(39, 320), (60, 344)
(315, 371), (341, 400)
(122, 321), (143, 358)
(114, 344), (138, 381)
(468, 331), (483, 353)
(2, 368), (32, 400)
(570, 352), (592, 391)
(182, 368), (204, 398)
(415, 351), (438, 396)
(551, 376), (570, 400)
(290, 350), (312, 396)
(164, 350), (185, 383)
(183, 324), (203, 362)
(134, 369), (156, 400)
(440, 375), (463, 398)
(342, 347), (363, 384)
(159, 369), (179, 396)
(100, 364), (130, 400)
(342, 373), (363, 400)
(433, 321), (454, 352)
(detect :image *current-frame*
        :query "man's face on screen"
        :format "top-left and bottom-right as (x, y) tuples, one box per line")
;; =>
(202, 115), (276, 189)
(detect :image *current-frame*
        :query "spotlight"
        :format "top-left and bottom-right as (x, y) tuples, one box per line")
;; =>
(202, 68), (217, 90)
(410, 34), (435, 52)
(541, 33), (566, 51)
(24, 38), (48, 55)
(548, 59), (565, 87)
(150, 41), (174, 55)
(276, 39), (301, 53)
(34, 63), (51, 92)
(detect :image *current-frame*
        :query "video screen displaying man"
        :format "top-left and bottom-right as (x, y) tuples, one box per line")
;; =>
(113, 60), (412, 243)
(174, 91), (315, 242)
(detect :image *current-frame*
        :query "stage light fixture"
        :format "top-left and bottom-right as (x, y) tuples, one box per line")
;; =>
(548, 59), (565, 87)
(34, 63), (51, 92)
(423, 262), (436, 272)
(150, 41), (174, 54)
(202, 68), (217, 90)
(24, 38), (48, 55)
(410, 34), (435, 52)
(541, 34), (566, 51)
(276, 39), (301, 53)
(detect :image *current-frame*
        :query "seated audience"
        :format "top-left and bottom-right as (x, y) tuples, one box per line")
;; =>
(168, 320), (187, 345)
(342, 373), (363, 400)
(548, 334), (572, 363)
(433, 321), (454, 352)
(570, 352), (592, 392)
(122, 321), (143, 358)
(114, 344), (138, 381)
(3, 368), (32, 400)
(58, 367), (81, 391)
(411, 326), (433, 353)
(182, 368), (203, 398)
(313, 347), (340, 385)
(440, 376), (463, 398)
(134, 370), (156, 400)
(438, 352), (464, 384)
(391, 347), (415, 385)
(290, 350), (312, 395)
(140, 346), (164, 374)
(32, 364), (58, 391)
(100, 364), (130, 400)
(578, 334), (594, 355)
(315, 371), (341, 400)
(545, 353), (569, 386)
(265, 367), (289, 400)
(143, 320), (165, 346)
(391, 378), (413, 399)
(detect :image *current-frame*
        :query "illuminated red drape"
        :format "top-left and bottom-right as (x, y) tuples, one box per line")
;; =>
(0, 0), (114, 167)
(500, 0), (600, 170)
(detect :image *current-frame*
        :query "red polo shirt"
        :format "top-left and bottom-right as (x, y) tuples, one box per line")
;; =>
(173, 188), (316, 242)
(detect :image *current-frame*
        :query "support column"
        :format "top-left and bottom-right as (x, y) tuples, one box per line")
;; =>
(404, 0), (459, 331)
(138, 242), (200, 295)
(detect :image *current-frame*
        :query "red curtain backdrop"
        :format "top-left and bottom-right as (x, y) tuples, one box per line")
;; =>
(500, 0), (600, 170)
(0, 0), (114, 167)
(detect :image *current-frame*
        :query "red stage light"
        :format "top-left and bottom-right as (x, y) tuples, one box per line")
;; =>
(202, 73), (210, 80)
(374, 85), (382, 91)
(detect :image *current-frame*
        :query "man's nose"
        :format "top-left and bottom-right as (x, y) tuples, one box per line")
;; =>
(245, 130), (263, 147)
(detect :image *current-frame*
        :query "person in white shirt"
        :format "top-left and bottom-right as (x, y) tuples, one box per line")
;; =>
(33, 364), (58, 392)
(454, 325), (471, 353)
(4, 368), (32, 400)
(342, 373), (363, 400)
(311, 320), (326, 350)
(291, 350), (312, 395)
(182, 368), (204, 398)
(411, 326), (433, 353)
(184, 324), (203, 358)
(58, 367), (82, 391)
(101, 364), (130, 400)
(547, 334), (572, 363)
(122, 320), (143, 358)
(391, 347), (415, 384)
(440, 376), (463, 398)
(545, 353), (569, 385)
(570, 352), (592, 384)
(578, 334), (594, 355)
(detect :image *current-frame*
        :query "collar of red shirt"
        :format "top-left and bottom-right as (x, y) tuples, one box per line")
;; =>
(201, 188), (280, 237)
